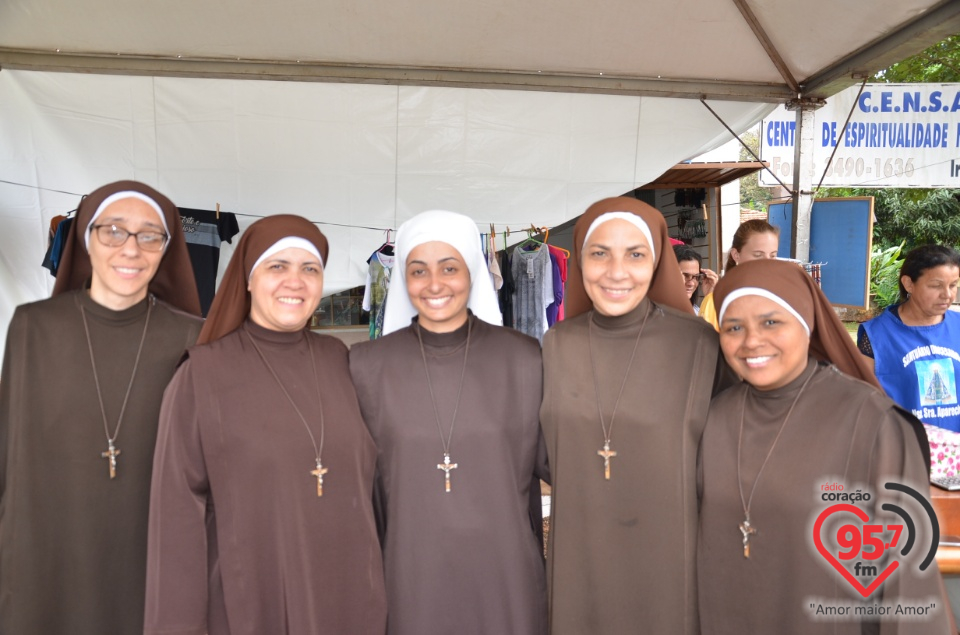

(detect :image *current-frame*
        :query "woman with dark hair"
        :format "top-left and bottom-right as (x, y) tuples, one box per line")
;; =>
(700, 219), (780, 329)
(0, 181), (202, 634)
(673, 244), (717, 315)
(145, 215), (387, 634)
(858, 244), (960, 433)
(699, 259), (951, 634)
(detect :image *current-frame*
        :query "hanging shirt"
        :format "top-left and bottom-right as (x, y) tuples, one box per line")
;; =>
(41, 217), (74, 277)
(512, 246), (552, 343)
(488, 235), (504, 291)
(362, 251), (395, 340)
(547, 245), (568, 323)
(498, 251), (515, 329)
(178, 208), (241, 317)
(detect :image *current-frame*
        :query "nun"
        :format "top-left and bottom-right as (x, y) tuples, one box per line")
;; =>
(144, 214), (387, 635)
(698, 258), (952, 634)
(540, 197), (729, 634)
(0, 180), (202, 634)
(349, 210), (548, 635)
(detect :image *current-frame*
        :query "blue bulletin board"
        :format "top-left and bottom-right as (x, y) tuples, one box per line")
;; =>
(766, 197), (874, 309)
(767, 203), (793, 257)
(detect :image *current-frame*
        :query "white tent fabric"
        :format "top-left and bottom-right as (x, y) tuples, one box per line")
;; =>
(2, 0), (958, 102)
(0, 69), (773, 354)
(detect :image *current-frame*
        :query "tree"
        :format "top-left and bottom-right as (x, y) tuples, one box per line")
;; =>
(739, 129), (772, 210)
(869, 189), (960, 249)
(822, 187), (960, 250)
(874, 35), (960, 83)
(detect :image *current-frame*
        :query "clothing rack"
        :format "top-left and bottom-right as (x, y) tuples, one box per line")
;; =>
(778, 258), (826, 287)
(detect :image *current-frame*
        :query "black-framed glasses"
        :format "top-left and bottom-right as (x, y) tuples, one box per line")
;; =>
(681, 272), (705, 283)
(91, 224), (168, 252)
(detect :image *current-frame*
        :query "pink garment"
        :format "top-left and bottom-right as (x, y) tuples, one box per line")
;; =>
(547, 245), (568, 322)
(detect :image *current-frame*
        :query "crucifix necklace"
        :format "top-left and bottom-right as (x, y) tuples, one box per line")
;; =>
(417, 317), (472, 494)
(80, 294), (153, 480)
(586, 306), (650, 481)
(736, 364), (815, 558)
(246, 327), (327, 497)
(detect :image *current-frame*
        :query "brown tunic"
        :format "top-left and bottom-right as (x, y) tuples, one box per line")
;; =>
(698, 359), (952, 634)
(349, 315), (548, 635)
(144, 321), (387, 635)
(0, 290), (201, 635)
(540, 298), (724, 635)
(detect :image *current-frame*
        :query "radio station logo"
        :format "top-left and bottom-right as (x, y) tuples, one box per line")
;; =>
(811, 481), (939, 611)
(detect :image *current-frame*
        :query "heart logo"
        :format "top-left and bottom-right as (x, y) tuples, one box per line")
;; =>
(813, 503), (899, 598)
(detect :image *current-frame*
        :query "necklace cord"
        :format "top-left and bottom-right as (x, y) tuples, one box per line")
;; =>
(737, 364), (817, 518)
(417, 317), (472, 455)
(245, 327), (325, 460)
(587, 305), (651, 443)
(81, 295), (153, 445)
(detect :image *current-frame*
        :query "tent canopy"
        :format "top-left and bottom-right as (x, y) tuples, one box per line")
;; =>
(2, 0), (959, 102)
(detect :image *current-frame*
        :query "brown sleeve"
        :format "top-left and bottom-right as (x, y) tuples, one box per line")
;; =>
(870, 406), (953, 635)
(144, 357), (212, 635)
(0, 308), (28, 504)
(711, 345), (739, 397)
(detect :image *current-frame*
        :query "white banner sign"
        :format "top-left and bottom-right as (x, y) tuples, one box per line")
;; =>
(759, 83), (960, 188)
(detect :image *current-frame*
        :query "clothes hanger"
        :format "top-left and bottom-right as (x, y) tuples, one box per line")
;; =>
(539, 226), (570, 257)
(376, 229), (395, 257)
(517, 228), (544, 252)
(548, 240), (570, 258)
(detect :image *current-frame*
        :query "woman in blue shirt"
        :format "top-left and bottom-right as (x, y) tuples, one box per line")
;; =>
(859, 244), (960, 432)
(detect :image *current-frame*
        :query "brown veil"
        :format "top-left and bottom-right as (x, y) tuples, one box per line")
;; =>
(713, 259), (880, 389)
(565, 197), (694, 319)
(52, 180), (201, 316)
(197, 214), (329, 345)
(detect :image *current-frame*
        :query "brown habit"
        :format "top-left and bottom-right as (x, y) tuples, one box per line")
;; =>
(144, 321), (387, 635)
(349, 315), (548, 635)
(698, 359), (951, 634)
(0, 290), (201, 634)
(540, 298), (724, 635)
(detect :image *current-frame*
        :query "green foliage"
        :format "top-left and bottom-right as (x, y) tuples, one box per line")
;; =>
(870, 242), (905, 309)
(873, 35), (960, 83)
(820, 188), (960, 250)
(739, 130), (772, 210)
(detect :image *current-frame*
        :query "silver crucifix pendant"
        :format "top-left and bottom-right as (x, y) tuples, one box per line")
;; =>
(597, 441), (617, 481)
(739, 515), (757, 558)
(101, 441), (120, 479)
(437, 453), (458, 493)
(310, 460), (329, 497)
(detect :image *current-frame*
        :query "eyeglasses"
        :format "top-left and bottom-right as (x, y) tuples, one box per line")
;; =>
(681, 272), (705, 283)
(91, 224), (168, 252)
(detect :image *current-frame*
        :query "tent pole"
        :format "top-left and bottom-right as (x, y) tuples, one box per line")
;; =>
(786, 97), (826, 261)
